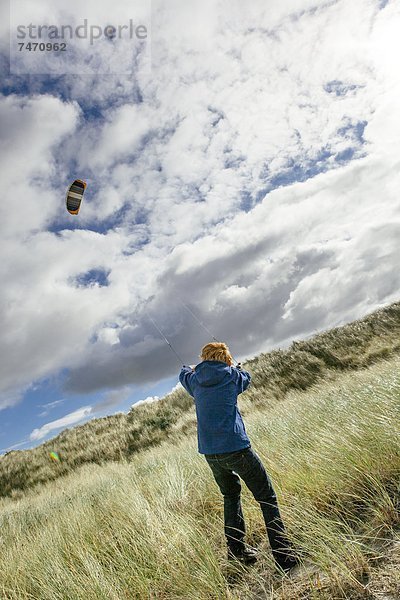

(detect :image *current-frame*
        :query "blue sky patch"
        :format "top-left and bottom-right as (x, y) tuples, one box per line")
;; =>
(49, 200), (133, 236)
(378, 0), (389, 9)
(239, 191), (254, 212)
(324, 80), (363, 96)
(335, 147), (356, 162)
(239, 119), (368, 208)
(74, 268), (110, 287)
(0, 371), (179, 455)
(337, 120), (367, 144)
(269, 148), (333, 189)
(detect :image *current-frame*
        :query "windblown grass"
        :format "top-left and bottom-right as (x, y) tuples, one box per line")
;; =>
(1, 356), (399, 599)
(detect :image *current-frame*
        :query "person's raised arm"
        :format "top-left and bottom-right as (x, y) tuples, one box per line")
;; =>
(232, 364), (251, 394)
(179, 365), (195, 397)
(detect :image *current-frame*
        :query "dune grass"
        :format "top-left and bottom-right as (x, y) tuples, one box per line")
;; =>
(1, 355), (399, 599)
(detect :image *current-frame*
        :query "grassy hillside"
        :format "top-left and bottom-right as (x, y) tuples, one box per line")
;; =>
(1, 301), (399, 500)
(0, 353), (399, 599)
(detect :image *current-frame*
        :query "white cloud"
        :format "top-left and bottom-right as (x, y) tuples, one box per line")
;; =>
(131, 395), (159, 408)
(0, 228), (134, 405)
(85, 104), (151, 169)
(30, 405), (93, 441)
(0, 94), (80, 236)
(37, 399), (65, 417)
(169, 381), (183, 393)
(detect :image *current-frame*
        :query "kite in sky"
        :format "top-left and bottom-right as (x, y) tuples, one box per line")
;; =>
(66, 179), (86, 215)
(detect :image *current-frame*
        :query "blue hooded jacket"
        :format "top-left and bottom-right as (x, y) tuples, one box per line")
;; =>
(179, 361), (251, 455)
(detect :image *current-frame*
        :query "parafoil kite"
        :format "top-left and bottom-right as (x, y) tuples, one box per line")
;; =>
(66, 179), (86, 215)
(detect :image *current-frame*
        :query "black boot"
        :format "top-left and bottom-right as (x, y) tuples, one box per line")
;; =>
(227, 546), (258, 564)
(275, 553), (300, 574)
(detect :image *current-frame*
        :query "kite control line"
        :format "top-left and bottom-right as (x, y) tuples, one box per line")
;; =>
(179, 300), (220, 343)
(146, 313), (185, 366)
(147, 305), (241, 368)
(178, 299), (240, 366)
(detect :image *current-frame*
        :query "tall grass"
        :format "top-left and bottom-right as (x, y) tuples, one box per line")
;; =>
(1, 356), (399, 599)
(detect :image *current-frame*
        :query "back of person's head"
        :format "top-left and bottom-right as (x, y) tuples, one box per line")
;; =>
(200, 342), (233, 365)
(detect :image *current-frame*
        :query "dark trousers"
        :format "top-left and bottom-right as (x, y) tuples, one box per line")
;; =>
(205, 445), (294, 569)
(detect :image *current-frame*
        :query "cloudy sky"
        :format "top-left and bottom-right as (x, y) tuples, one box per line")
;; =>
(0, 0), (399, 455)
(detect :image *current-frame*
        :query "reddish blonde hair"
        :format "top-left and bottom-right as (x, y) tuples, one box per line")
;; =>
(200, 342), (233, 365)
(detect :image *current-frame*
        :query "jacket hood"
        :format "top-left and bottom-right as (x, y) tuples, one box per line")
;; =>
(194, 360), (232, 387)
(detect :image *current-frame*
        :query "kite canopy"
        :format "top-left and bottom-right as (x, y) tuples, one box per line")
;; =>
(66, 179), (86, 215)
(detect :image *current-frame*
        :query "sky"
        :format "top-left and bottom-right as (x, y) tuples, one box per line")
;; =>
(0, 0), (399, 455)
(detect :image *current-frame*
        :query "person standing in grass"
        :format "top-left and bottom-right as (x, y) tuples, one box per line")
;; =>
(179, 342), (298, 573)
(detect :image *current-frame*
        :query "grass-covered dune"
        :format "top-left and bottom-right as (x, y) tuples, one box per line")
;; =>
(0, 348), (399, 597)
(1, 301), (399, 501)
